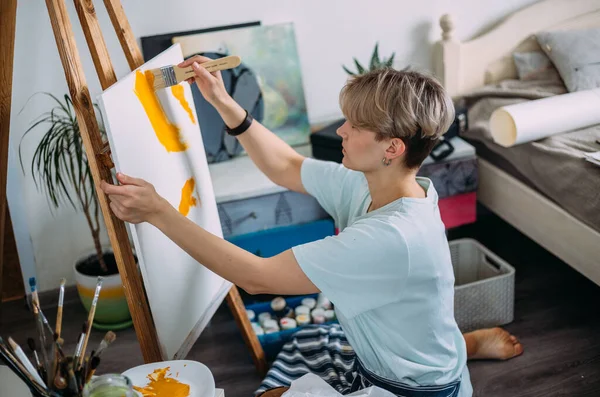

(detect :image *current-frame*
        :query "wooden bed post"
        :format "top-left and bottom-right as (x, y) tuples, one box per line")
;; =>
(433, 14), (461, 98)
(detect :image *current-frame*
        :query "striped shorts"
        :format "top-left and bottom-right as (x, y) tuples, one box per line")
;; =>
(255, 324), (461, 397)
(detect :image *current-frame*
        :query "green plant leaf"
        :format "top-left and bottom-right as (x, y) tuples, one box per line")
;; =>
(369, 43), (378, 70)
(342, 65), (356, 76)
(354, 58), (365, 75)
(385, 53), (395, 68)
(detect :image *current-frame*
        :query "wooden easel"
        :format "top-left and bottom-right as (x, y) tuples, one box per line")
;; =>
(0, 0), (267, 376)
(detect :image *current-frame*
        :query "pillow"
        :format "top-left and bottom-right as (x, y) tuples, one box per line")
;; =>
(536, 28), (600, 92)
(512, 51), (562, 82)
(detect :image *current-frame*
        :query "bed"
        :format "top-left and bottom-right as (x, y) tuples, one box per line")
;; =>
(433, 0), (600, 286)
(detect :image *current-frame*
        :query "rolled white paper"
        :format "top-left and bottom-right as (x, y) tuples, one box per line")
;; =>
(490, 88), (600, 147)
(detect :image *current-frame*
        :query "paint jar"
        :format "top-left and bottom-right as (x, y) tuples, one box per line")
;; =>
(313, 315), (326, 324)
(324, 310), (336, 321)
(83, 374), (134, 397)
(311, 308), (325, 321)
(296, 314), (310, 326)
(246, 309), (256, 322)
(271, 297), (292, 319)
(258, 312), (272, 326)
(263, 319), (280, 332)
(294, 305), (310, 316)
(252, 322), (265, 335)
(317, 294), (332, 310)
(280, 318), (298, 330)
(301, 297), (317, 310)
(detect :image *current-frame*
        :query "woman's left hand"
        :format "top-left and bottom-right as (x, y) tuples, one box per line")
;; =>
(100, 173), (168, 224)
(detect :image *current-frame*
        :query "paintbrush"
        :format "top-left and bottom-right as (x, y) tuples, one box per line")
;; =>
(33, 303), (51, 385)
(78, 277), (103, 370)
(8, 337), (47, 388)
(94, 331), (116, 358)
(85, 356), (100, 385)
(0, 337), (50, 397)
(72, 322), (88, 370)
(27, 337), (44, 380)
(29, 278), (54, 336)
(55, 278), (66, 338)
(149, 55), (241, 90)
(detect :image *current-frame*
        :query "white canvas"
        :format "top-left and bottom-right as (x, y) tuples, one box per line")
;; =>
(97, 43), (231, 360)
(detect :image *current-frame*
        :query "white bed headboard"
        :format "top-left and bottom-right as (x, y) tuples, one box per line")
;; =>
(433, 0), (600, 98)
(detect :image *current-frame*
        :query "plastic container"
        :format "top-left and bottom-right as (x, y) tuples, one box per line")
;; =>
(245, 294), (337, 360)
(449, 238), (515, 332)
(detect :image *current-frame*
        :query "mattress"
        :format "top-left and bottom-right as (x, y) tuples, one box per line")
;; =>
(460, 78), (600, 233)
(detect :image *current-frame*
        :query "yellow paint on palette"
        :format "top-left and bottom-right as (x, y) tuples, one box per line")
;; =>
(178, 178), (198, 216)
(133, 367), (190, 397)
(134, 70), (187, 152)
(171, 84), (196, 124)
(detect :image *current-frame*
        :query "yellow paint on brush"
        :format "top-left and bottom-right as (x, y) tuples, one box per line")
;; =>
(134, 70), (187, 152)
(178, 178), (198, 216)
(171, 84), (196, 124)
(133, 367), (190, 397)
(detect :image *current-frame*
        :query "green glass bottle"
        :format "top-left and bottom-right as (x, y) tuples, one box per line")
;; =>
(83, 374), (134, 397)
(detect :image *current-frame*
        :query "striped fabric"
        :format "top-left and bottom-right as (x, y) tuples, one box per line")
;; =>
(255, 324), (462, 397)
(255, 324), (356, 395)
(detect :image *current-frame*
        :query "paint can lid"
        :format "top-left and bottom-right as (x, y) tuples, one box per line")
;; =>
(263, 319), (280, 331)
(301, 297), (317, 309)
(271, 297), (287, 312)
(311, 308), (325, 318)
(252, 322), (265, 335)
(280, 318), (298, 330)
(296, 314), (310, 325)
(313, 315), (326, 324)
(317, 294), (332, 309)
(258, 312), (272, 324)
(295, 305), (310, 316)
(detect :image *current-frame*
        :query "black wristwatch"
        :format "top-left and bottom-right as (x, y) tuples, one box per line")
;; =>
(225, 109), (254, 136)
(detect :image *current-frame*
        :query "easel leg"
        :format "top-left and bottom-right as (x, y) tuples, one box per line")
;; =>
(226, 286), (268, 376)
(0, 0), (18, 313)
(44, 0), (162, 362)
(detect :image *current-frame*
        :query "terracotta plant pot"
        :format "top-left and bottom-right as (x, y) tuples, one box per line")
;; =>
(73, 248), (134, 330)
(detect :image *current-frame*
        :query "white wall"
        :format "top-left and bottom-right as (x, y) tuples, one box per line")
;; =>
(9, 0), (541, 291)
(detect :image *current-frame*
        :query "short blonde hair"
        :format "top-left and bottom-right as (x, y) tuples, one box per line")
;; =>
(339, 68), (455, 168)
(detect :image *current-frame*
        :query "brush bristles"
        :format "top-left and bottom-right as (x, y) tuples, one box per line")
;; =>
(105, 331), (116, 345)
(152, 66), (177, 90)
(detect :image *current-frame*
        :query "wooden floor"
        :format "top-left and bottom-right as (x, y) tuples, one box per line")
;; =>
(2, 212), (600, 397)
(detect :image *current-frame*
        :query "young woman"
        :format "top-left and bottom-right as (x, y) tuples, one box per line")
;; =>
(101, 57), (523, 397)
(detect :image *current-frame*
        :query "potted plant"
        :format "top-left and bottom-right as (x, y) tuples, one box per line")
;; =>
(342, 42), (396, 76)
(20, 93), (133, 330)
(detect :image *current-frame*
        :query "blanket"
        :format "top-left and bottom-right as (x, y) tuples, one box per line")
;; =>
(459, 78), (600, 232)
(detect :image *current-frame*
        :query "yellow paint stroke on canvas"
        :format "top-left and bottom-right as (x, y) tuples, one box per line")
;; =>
(132, 367), (190, 397)
(134, 70), (187, 152)
(171, 84), (196, 124)
(178, 178), (199, 216)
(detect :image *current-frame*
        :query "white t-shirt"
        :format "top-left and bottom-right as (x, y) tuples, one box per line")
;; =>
(291, 158), (472, 396)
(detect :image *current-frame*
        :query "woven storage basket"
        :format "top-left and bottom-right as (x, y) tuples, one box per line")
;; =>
(450, 238), (515, 332)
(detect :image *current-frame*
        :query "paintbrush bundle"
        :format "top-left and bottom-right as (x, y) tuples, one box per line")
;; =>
(0, 277), (116, 397)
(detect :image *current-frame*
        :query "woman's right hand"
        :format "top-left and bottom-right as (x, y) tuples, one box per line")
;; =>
(178, 55), (230, 107)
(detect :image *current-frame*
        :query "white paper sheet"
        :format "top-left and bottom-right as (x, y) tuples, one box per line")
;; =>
(97, 44), (231, 360)
(489, 88), (600, 147)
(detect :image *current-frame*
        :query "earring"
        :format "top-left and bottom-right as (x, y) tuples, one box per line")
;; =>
(382, 157), (392, 166)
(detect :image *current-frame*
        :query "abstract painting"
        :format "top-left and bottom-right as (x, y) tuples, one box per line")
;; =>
(97, 43), (231, 360)
(172, 22), (311, 149)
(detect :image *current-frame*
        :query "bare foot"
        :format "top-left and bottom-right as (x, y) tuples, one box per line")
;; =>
(464, 327), (524, 360)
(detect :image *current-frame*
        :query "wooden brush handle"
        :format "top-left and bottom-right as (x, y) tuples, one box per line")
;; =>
(179, 55), (241, 78)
